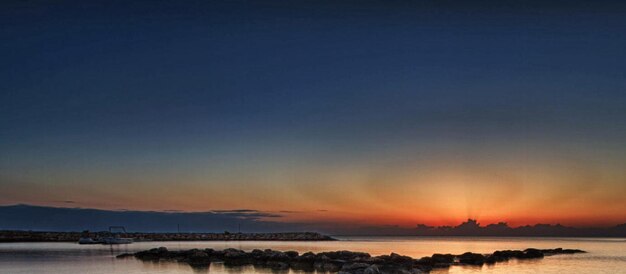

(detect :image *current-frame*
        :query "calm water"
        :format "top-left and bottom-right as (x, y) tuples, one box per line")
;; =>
(1, 237), (625, 273)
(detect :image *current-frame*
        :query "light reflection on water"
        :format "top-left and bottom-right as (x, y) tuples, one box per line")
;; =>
(0, 237), (625, 273)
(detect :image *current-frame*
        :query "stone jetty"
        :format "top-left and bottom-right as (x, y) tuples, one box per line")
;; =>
(0, 230), (335, 242)
(117, 247), (585, 273)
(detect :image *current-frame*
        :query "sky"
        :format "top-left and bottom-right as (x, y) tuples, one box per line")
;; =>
(1, 0), (626, 229)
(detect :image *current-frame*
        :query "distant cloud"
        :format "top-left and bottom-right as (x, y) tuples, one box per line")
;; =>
(211, 209), (283, 220)
(52, 200), (77, 204)
(212, 209), (260, 213)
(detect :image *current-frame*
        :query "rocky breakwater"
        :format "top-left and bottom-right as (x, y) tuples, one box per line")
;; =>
(0, 231), (335, 242)
(131, 231), (336, 241)
(117, 247), (585, 273)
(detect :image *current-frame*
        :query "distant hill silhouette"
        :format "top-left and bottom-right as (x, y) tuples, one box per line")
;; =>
(351, 219), (626, 237)
(413, 219), (626, 237)
(1, 204), (625, 237)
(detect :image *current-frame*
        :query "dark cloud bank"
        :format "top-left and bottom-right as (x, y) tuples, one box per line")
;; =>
(0, 205), (299, 233)
(1, 205), (625, 237)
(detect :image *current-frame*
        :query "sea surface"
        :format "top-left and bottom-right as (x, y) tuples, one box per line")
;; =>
(0, 236), (625, 273)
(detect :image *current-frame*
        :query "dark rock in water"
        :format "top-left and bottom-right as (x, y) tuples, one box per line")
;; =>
(134, 246), (170, 260)
(318, 250), (371, 261)
(491, 250), (525, 260)
(187, 250), (211, 266)
(415, 256), (434, 266)
(541, 248), (585, 255)
(363, 265), (381, 274)
(342, 262), (370, 271)
(298, 251), (316, 261)
(267, 250), (289, 261)
(266, 261), (289, 269)
(290, 261), (314, 271)
(120, 246), (585, 273)
(320, 261), (343, 272)
(388, 252), (414, 265)
(484, 254), (497, 264)
(224, 248), (247, 259)
(115, 253), (134, 259)
(523, 248), (544, 259)
(485, 247), (581, 264)
(458, 252), (485, 265)
(431, 253), (454, 264)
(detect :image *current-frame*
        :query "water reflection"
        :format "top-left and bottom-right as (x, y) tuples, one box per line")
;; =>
(190, 264), (209, 274)
(1, 237), (625, 273)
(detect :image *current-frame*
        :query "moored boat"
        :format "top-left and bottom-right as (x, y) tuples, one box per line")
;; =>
(100, 226), (134, 244)
(77, 227), (134, 245)
(78, 237), (102, 244)
(100, 236), (133, 245)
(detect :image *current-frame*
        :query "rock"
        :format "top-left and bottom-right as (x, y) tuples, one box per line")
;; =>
(115, 253), (134, 259)
(187, 250), (211, 266)
(542, 248), (585, 255)
(322, 261), (343, 271)
(250, 249), (265, 259)
(266, 261), (289, 269)
(342, 262), (370, 271)
(363, 265), (381, 274)
(313, 261), (323, 270)
(290, 261), (314, 271)
(484, 254), (497, 264)
(523, 248), (544, 259)
(431, 253), (454, 264)
(318, 250), (370, 261)
(458, 252), (485, 265)
(415, 256), (433, 266)
(562, 249), (585, 254)
(211, 249), (225, 258)
(224, 248), (245, 258)
(363, 256), (386, 264)
(297, 251), (317, 262)
(492, 250), (524, 260)
(123, 246), (585, 272)
(134, 247), (170, 260)
(388, 252), (415, 265)
(267, 250), (289, 261)
(222, 248), (251, 265)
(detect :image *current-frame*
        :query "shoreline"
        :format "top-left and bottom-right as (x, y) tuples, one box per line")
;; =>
(2, 230), (625, 243)
(0, 231), (336, 243)
(118, 247), (586, 273)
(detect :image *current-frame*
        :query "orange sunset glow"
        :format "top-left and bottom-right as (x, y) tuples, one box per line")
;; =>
(3, 140), (625, 229)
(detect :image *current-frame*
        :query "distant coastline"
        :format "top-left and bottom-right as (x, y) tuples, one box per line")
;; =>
(0, 231), (336, 243)
(345, 219), (626, 238)
(2, 205), (626, 238)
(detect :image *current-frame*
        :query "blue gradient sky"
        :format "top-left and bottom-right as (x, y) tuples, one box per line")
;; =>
(2, 0), (626, 227)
